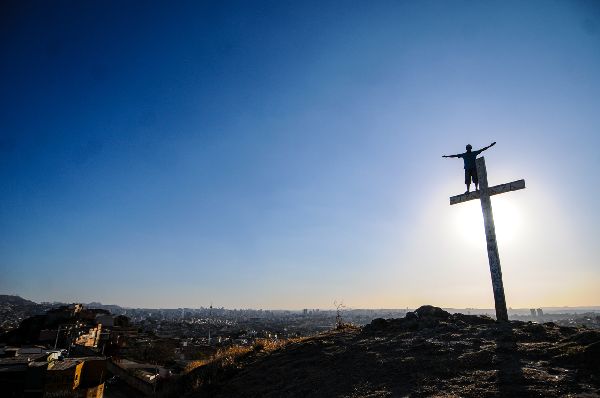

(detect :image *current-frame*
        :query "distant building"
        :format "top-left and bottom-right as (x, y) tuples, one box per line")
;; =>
(96, 314), (114, 327)
(530, 309), (536, 317)
(536, 308), (544, 317)
(75, 324), (102, 348)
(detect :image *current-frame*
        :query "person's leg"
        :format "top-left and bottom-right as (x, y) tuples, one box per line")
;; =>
(472, 169), (479, 191)
(465, 170), (471, 193)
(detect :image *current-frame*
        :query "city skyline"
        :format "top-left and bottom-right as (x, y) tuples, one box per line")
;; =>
(3, 293), (600, 313)
(1, 1), (599, 309)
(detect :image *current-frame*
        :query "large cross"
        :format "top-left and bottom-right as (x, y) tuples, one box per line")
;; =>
(449, 156), (525, 322)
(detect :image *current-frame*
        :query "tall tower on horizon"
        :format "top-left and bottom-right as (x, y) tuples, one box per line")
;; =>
(208, 302), (213, 343)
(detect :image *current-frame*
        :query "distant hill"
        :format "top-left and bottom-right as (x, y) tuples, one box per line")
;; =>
(164, 305), (600, 398)
(0, 295), (38, 306)
(0, 295), (125, 311)
(0, 295), (46, 334)
(84, 302), (126, 314)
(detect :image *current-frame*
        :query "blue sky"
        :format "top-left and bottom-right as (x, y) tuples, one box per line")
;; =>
(1, 1), (599, 309)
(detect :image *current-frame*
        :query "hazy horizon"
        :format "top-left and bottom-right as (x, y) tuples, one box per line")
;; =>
(2, 292), (599, 312)
(1, 1), (599, 309)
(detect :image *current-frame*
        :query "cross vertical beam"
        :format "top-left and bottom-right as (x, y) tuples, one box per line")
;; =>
(476, 157), (508, 322)
(448, 156), (524, 322)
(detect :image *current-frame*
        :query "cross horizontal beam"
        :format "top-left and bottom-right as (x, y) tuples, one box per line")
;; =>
(449, 179), (525, 205)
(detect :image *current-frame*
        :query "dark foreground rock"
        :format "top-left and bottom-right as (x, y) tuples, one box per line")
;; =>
(168, 306), (600, 398)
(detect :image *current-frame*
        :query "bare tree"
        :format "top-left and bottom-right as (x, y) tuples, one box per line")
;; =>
(333, 300), (347, 329)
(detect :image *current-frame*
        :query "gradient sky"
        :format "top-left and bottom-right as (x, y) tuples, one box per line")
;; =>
(1, 1), (599, 309)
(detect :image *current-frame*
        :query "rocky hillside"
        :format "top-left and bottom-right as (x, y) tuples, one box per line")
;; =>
(169, 306), (600, 398)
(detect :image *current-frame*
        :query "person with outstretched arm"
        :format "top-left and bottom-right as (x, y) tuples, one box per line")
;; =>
(443, 142), (496, 193)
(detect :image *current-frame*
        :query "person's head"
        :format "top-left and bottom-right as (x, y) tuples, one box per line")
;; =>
(466, 144), (472, 152)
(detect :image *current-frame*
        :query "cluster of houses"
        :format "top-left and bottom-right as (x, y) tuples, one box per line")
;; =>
(0, 304), (125, 397)
(0, 346), (105, 397)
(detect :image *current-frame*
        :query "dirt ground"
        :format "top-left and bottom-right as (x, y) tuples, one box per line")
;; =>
(175, 306), (600, 398)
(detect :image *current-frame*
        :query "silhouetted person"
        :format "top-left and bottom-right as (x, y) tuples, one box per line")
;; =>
(443, 142), (496, 193)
